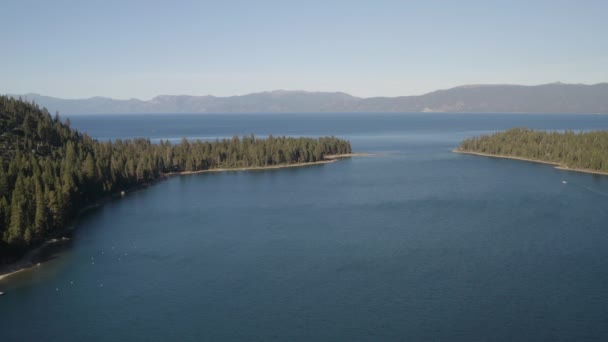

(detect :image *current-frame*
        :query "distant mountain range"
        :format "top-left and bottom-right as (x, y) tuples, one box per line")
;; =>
(7, 82), (608, 114)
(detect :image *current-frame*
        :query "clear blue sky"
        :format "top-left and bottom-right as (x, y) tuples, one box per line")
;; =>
(2, 0), (607, 99)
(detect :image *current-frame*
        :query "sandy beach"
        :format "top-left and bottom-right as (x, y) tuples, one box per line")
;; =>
(0, 237), (70, 281)
(0, 267), (29, 281)
(165, 159), (337, 177)
(164, 153), (368, 177)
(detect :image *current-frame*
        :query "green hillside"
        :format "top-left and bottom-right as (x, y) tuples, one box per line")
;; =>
(0, 96), (351, 260)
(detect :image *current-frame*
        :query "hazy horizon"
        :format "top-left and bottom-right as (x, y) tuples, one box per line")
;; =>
(2, 0), (608, 99)
(9, 81), (608, 102)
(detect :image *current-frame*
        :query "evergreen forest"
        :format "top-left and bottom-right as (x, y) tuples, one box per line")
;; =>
(458, 128), (608, 172)
(0, 96), (351, 260)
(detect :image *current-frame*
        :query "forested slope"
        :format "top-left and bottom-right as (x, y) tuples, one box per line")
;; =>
(457, 128), (608, 172)
(0, 96), (351, 260)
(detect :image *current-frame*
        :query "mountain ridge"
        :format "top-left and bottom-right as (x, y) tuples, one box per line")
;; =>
(7, 82), (608, 114)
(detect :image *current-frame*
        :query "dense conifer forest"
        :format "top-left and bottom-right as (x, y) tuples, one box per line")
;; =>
(457, 128), (608, 172)
(0, 96), (351, 260)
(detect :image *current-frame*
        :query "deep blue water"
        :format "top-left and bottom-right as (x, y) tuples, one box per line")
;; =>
(2, 113), (608, 341)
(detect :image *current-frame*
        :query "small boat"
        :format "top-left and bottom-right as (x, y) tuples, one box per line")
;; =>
(0, 291), (4, 296)
(562, 180), (567, 184)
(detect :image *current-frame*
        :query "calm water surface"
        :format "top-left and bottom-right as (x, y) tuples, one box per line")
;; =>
(2, 113), (608, 341)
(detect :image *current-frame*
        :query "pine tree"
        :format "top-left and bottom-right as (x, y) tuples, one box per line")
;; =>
(34, 181), (47, 237)
(6, 176), (25, 245)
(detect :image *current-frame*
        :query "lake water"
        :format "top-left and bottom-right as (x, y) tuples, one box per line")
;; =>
(2, 113), (608, 341)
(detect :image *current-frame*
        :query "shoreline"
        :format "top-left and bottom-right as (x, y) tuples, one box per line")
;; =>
(324, 153), (374, 160)
(0, 237), (70, 281)
(453, 149), (608, 176)
(163, 153), (370, 177)
(0, 180), (161, 282)
(0, 153), (368, 281)
(164, 159), (336, 177)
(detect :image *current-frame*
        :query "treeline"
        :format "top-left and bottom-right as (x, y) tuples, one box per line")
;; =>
(0, 96), (351, 258)
(458, 128), (608, 171)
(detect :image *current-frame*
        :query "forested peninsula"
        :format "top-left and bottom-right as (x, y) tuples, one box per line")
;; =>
(0, 96), (351, 263)
(455, 128), (608, 174)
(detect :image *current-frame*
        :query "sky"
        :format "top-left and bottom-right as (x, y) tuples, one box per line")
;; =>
(1, 0), (607, 99)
